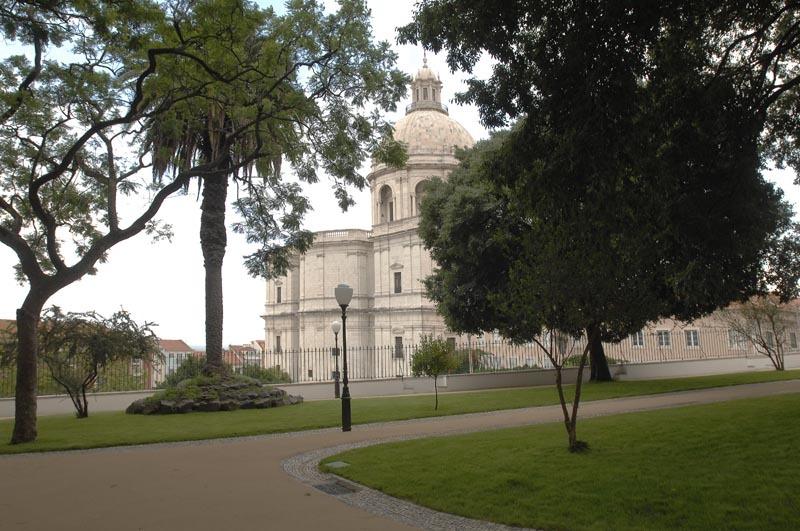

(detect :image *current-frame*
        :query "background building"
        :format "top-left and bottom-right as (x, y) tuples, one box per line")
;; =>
(262, 59), (474, 374)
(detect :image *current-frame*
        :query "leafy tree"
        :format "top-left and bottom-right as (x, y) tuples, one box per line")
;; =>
(411, 335), (459, 410)
(148, 0), (406, 373)
(418, 122), (796, 450)
(158, 355), (206, 388)
(241, 364), (291, 384)
(0, 1), (350, 443)
(720, 296), (797, 371)
(34, 307), (158, 418)
(400, 0), (800, 384)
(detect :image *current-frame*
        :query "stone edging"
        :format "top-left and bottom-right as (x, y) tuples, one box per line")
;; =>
(281, 433), (537, 531)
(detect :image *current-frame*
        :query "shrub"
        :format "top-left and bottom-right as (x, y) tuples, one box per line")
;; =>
(159, 356), (218, 388)
(241, 365), (292, 383)
(452, 348), (492, 373)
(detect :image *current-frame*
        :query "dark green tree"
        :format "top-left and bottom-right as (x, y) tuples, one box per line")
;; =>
(148, 0), (407, 373)
(403, 0), (800, 385)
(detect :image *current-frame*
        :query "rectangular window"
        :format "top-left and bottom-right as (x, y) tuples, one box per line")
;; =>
(307, 369), (313, 379)
(389, 201), (394, 221)
(790, 332), (797, 349)
(657, 330), (671, 347)
(423, 87), (428, 99)
(685, 330), (700, 348)
(729, 329), (747, 349)
(765, 331), (775, 349)
(276, 286), (282, 303)
(394, 336), (404, 358)
(631, 331), (644, 347)
(275, 335), (281, 353)
(447, 337), (456, 350)
(394, 272), (402, 294)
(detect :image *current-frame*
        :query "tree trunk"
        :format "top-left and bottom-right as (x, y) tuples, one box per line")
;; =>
(434, 376), (438, 410)
(587, 325), (613, 382)
(568, 344), (591, 453)
(11, 293), (47, 444)
(200, 175), (228, 374)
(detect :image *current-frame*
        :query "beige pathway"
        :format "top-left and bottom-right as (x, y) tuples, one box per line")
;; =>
(1, 380), (798, 531)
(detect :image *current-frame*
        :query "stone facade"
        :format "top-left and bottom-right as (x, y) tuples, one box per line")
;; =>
(262, 59), (473, 366)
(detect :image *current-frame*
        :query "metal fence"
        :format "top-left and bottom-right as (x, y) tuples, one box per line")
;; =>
(1, 328), (794, 397)
(0, 360), (151, 398)
(259, 327), (796, 383)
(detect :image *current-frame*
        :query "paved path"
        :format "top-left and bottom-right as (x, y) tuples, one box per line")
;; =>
(1, 380), (798, 531)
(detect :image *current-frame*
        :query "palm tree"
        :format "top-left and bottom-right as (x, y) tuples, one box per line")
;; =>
(149, 99), (281, 374)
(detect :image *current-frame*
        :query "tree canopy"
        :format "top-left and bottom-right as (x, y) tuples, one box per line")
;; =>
(410, 0), (800, 342)
(144, 0), (407, 372)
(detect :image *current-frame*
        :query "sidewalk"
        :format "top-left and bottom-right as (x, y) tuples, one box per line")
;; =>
(1, 379), (798, 531)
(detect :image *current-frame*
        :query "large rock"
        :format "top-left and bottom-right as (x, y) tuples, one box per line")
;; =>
(195, 400), (221, 412)
(126, 376), (302, 415)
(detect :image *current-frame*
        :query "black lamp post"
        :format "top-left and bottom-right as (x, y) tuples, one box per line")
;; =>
(334, 283), (353, 432)
(331, 319), (341, 399)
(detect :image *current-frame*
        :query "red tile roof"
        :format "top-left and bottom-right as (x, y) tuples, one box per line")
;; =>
(158, 339), (195, 353)
(228, 344), (254, 352)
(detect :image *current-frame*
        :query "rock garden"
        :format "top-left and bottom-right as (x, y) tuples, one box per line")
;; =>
(126, 374), (302, 415)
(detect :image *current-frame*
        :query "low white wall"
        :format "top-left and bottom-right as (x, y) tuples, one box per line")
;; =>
(276, 367), (584, 401)
(0, 390), (154, 419)
(615, 352), (800, 381)
(2, 353), (798, 417)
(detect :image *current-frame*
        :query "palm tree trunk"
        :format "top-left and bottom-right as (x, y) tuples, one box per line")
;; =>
(200, 175), (228, 374)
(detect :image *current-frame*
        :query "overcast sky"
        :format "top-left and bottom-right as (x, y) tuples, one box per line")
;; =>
(0, 1), (797, 349)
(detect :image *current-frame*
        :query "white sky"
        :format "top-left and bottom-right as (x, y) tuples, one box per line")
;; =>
(0, 1), (797, 348)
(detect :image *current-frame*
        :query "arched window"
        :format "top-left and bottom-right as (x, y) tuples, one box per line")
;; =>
(414, 180), (430, 215)
(379, 185), (394, 222)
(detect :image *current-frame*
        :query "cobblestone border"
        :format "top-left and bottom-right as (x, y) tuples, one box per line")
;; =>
(282, 432), (537, 531)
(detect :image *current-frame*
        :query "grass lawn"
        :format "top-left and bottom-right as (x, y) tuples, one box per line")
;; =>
(323, 393), (800, 531)
(1, 369), (799, 454)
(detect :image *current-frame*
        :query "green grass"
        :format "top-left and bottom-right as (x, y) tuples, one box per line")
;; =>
(323, 393), (800, 531)
(1, 369), (799, 454)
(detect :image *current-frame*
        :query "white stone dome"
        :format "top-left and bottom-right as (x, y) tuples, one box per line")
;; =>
(393, 109), (475, 153)
(415, 63), (437, 81)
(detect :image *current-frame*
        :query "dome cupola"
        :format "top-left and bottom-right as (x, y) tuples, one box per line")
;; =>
(407, 55), (446, 114)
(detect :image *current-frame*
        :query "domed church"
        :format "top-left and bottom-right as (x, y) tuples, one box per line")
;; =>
(262, 59), (474, 362)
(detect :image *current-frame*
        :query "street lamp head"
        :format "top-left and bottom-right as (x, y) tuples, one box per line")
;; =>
(334, 283), (353, 308)
(331, 320), (341, 335)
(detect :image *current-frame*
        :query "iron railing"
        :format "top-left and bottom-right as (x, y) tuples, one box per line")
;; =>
(1, 328), (794, 397)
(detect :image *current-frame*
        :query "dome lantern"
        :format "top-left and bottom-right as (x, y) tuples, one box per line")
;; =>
(407, 54), (446, 115)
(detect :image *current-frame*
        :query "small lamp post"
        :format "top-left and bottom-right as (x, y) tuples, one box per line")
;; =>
(334, 283), (353, 431)
(331, 320), (341, 399)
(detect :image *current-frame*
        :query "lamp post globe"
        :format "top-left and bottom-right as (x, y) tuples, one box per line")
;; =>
(331, 320), (341, 399)
(334, 283), (353, 432)
(334, 283), (353, 307)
